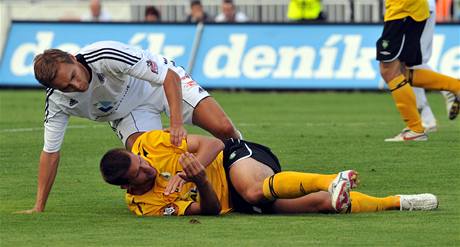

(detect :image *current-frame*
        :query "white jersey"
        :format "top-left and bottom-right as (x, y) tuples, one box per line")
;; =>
(43, 41), (179, 152)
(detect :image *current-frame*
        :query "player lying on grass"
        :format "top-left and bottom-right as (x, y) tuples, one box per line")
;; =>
(100, 130), (438, 216)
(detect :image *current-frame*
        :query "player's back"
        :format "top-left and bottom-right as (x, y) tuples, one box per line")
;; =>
(384, 0), (429, 21)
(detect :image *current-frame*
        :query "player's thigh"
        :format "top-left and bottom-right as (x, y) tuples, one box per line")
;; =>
(109, 105), (163, 147)
(229, 158), (274, 201)
(192, 97), (235, 133)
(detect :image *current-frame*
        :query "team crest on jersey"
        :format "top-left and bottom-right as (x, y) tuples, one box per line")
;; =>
(96, 101), (114, 112)
(96, 73), (105, 83)
(160, 172), (171, 180)
(161, 204), (178, 216)
(69, 98), (78, 106)
(146, 60), (158, 74)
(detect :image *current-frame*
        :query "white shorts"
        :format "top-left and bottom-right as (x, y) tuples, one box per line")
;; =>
(109, 72), (210, 146)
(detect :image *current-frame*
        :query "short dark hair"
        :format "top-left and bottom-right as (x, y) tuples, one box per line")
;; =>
(145, 6), (161, 20)
(100, 148), (132, 185)
(223, 0), (234, 5)
(190, 0), (202, 7)
(33, 49), (74, 88)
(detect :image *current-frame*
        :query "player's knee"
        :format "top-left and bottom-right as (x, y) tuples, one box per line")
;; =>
(240, 187), (265, 205)
(215, 118), (237, 139)
(380, 62), (401, 83)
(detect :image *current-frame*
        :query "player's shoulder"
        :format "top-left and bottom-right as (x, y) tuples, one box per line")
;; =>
(79, 40), (145, 56)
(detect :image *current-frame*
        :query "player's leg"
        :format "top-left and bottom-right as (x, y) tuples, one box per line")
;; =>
(109, 104), (163, 150)
(377, 18), (427, 141)
(228, 157), (274, 205)
(402, 15), (460, 114)
(349, 192), (438, 212)
(173, 67), (241, 140)
(441, 91), (460, 120)
(270, 191), (335, 214)
(412, 87), (437, 132)
(192, 97), (242, 139)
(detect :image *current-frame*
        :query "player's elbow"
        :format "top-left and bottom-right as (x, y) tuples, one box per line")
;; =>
(214, 138), (225, 152)
(203, 204), (221, 216)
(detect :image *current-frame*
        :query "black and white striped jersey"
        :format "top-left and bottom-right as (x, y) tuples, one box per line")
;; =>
(43, 40), (177, 152)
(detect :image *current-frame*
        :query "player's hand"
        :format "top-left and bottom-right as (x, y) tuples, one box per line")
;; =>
(178, 152), (207, 186)
(164, 124), (187, 146)
(164, 172), (187, 195)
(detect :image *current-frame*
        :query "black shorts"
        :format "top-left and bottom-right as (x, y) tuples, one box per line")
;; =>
(222, 138), (281, 214)
(376, 17), (426, 66)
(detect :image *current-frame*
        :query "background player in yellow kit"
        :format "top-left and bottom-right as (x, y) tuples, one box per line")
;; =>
(100, 130), (438, 216)
(377, 0), (460, 142)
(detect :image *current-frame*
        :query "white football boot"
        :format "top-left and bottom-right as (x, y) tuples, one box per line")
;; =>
(399, 193), (438, 211)
(328, 170), (359, 213)
(385, 128), (428, 142)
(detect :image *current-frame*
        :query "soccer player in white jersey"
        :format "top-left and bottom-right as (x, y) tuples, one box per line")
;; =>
(411, 0), (459, 133)
(18, 40), (242, 214)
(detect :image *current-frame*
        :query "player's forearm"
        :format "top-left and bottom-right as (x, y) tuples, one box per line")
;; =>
(163, 69), (183, 126)
(194, 137), (225, 168)
(34, 151), (60, 211)
(196, 180), (221, 215)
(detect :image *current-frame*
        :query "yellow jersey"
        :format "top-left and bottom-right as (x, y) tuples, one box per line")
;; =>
(126, 130), (231, 216)
(384, 0), (429, 21)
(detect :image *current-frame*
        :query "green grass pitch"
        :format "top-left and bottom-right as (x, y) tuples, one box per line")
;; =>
(0, 90), (459, 246)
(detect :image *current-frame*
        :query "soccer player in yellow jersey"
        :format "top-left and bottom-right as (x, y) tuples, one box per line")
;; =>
(100, 130), (438, 216)
(378, 0), (460, 141)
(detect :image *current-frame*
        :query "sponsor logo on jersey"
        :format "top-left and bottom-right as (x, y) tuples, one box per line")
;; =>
(146, 60), (158, 74)
(96, 73), (105, 83)
(198, 87), (205, 94)
(69, 98), (78, 106)
(96, 101), (114, 112)
(185, 80), (197, 88)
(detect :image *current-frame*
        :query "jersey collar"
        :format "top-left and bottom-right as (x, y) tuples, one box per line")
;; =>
(75, 54), (93, 85)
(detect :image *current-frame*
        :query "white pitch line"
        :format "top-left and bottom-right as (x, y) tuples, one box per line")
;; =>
(0, 124), (107, 133)
(0, 121), (385, 133)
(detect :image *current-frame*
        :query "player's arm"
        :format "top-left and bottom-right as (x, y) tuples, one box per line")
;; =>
(186, 134), (224, 168)
(179, 153), (221, 216)
(15, 107), (69, 214)
(34, 151), (60, 212)
(162, 69), (185, 147)
(164, 134), (223, 195)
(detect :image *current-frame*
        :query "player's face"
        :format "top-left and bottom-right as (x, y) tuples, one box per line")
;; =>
(51, 59), (90, 93)
(125, 153), (157, 186)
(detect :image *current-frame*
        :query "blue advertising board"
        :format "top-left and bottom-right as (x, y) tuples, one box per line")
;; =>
(0, 22), (196, 86)
(1, 21), (459, 89)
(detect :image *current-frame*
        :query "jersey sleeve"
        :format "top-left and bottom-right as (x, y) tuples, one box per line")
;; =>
(43, 99), (69, 153)
(84, 41), (170, 86)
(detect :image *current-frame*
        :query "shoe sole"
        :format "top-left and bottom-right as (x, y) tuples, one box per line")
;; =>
(347, 171), (359, 189)
(449, 98), (459, 120)
(332, 181), (350, 212)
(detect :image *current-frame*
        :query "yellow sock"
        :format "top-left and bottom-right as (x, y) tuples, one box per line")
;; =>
(410, 69), (460, 94)
(388, 74), (424, 133)
(350, 192), (400, 213)
(262, 172), (336, 201)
